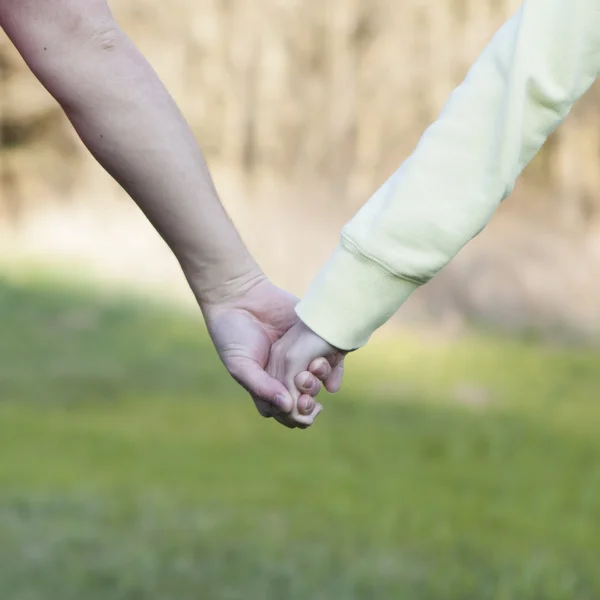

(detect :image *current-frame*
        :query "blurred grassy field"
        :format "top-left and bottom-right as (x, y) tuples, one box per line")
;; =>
(1, 271), (599, 600)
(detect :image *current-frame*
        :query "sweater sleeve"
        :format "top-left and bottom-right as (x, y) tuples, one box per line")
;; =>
(295, 0), (600, 351)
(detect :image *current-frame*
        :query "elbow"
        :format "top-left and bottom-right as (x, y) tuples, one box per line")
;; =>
(4, 0), (122, 100)
(4, 0), (120, 53)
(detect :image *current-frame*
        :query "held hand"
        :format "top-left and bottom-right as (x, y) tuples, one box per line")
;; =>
(202, 275), (343, 428)
(267, 321), (346, 416)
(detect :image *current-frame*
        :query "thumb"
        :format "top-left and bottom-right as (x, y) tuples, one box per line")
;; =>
(234, 359), (294, 413)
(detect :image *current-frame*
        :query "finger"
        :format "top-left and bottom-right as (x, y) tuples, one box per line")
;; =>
(253, 397), (274, 418)
(324, 358), (345, 394)
(270, 396), (322, 429)
(289, 400), (323, 427)
(308, 357), (332, 382)
(327, 353), (344, 368)
(272, 412), (296, 429)
(296, 393), (316, 416)
(233, 359), (294, 413)
(294, 371), (322, 397)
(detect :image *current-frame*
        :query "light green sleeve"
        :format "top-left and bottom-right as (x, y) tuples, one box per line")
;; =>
(296, 0), (600, 351)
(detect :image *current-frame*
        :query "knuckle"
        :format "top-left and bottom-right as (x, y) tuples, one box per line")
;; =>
(285, 348), (303, 369)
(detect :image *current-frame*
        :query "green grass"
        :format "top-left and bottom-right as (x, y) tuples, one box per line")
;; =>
(1, 271), (599, 599)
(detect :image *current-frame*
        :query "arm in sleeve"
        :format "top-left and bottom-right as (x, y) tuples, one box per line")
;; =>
(296, 0), (600, 350)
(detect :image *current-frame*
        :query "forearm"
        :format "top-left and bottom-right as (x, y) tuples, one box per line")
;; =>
(1, 1), (259, 306)
(297, 0), (600, 350)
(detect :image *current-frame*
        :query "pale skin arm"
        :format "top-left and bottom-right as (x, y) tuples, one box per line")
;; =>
(2, 0), (253, 305)
(0, 0), (343, 427)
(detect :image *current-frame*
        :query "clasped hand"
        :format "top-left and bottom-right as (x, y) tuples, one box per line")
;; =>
(203, 276), (345, 429)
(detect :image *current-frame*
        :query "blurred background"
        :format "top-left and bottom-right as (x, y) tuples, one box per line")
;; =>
(1, 1), (600, 598)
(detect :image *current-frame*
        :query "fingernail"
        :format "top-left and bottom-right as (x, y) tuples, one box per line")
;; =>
(302, 373), (314, 391)
(300, 397), (314, 415)
(275, 394), (292, 413)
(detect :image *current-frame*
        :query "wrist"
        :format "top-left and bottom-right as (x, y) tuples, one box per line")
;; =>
(296, 319), (344, 354)
(184, 257), (265, 311)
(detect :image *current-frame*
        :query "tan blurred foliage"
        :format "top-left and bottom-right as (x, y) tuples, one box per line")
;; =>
(1, 0), (600, 338)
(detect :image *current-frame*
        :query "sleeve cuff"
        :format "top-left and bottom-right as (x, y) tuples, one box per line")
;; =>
(295, 240), (420, 351)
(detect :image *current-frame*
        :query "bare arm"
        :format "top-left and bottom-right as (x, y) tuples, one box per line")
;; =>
(1, 0), (257, 306)
(0, 0), (339, 426)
